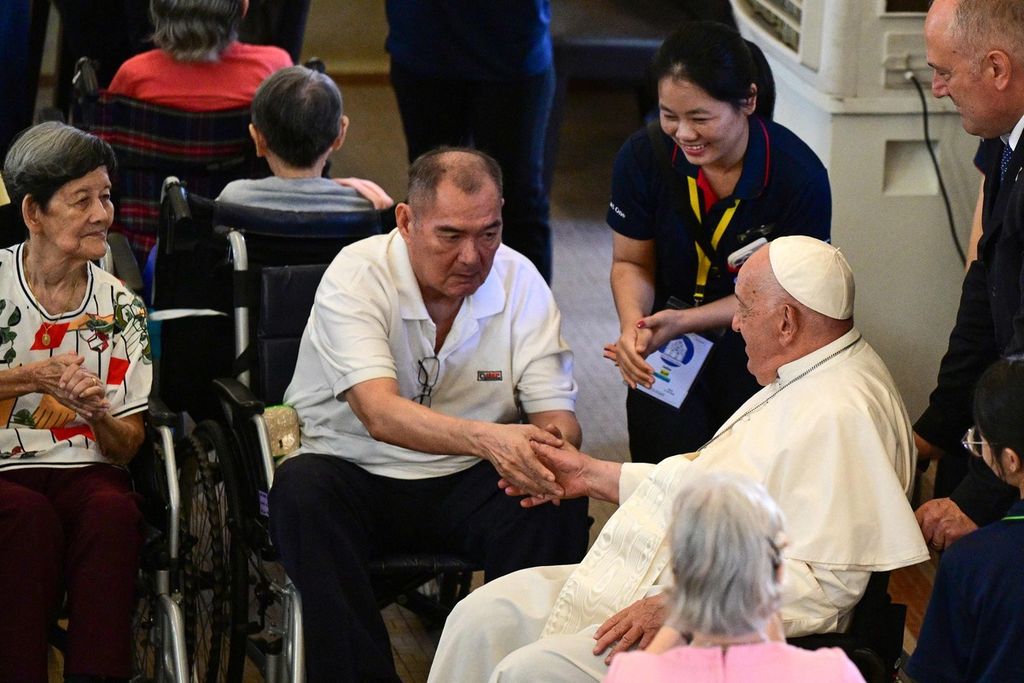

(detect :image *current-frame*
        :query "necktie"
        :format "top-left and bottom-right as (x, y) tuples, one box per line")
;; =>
(1001, 143), (1014, 182)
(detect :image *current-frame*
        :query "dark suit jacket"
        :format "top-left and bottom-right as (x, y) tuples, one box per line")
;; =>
(915, 136), (1022, 525)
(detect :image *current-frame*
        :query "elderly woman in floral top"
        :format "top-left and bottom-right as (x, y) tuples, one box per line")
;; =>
(0, 122), (152, 683)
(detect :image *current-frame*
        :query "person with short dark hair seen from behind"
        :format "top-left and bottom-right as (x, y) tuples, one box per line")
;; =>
(268, 147), (589, 683)
(914, 0), (1024, 550)
(217, 65), (393, 211)
(605, 473), (865, 683)
(908, 356), (1024, 683)
(107, 0), (291, 111)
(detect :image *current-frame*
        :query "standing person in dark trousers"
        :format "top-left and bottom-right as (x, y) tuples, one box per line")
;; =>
(268, 149), (589, 683)
(907, 357), (1024, 683)
(914, 0), (1024, 550)
(605, 22), (830, 464)
(384, 0), (555, 281)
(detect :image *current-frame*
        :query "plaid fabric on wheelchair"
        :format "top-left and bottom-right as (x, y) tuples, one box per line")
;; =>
(81, 94), (254, 265)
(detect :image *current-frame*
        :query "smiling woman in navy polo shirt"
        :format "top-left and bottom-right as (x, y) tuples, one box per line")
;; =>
(605, 22), (831, 463)
(907, 356), (1024, 683)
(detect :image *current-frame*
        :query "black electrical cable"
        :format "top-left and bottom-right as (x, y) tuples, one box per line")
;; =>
(908, 72), (967, 264)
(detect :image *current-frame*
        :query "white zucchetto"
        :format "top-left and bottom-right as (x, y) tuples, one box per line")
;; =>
(768, 236), (854, 320)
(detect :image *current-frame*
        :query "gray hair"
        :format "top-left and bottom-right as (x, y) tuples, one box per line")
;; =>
(407, 147), (503, 211)
(952, 0), (1024, 64)
(667, 473), (786, 637)
(252, 66), (343, 169)
(3, 121), (117, 212)
(150, 0), (243, 62)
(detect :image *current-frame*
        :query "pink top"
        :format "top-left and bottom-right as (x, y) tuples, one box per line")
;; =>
(106, 42), (292, 111)
(604, 642), (865, 683)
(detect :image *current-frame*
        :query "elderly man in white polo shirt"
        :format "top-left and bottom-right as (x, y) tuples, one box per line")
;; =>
(268, 148), (590, 683)
(428, 236), (929, 682)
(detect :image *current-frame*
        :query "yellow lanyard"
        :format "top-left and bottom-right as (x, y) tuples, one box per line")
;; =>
(687, 176), (739, 304)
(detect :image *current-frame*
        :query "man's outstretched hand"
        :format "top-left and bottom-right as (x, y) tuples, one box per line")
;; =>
(498, 438), (590, 507)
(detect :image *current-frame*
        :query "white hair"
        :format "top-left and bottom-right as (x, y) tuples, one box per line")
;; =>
(667, 472), (786, 637)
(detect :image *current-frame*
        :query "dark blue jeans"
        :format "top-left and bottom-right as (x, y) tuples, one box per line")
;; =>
(269, 455), (589, 683)
(390, 60), (556, 282)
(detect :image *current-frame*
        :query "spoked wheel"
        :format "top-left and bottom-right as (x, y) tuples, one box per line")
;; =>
(130, 572), (159, 683)
(179, 421), (246, 682)
(131, 436), (175, 683)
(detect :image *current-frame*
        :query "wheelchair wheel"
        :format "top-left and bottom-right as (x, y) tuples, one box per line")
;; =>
(180, 422), (247, 682)
(131, 573), (159, 682)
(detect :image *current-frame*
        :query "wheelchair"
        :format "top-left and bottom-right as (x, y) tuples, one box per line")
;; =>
(789, 571), (909, 683)
(71, 58), (257, 266)
(30, 242), (189, 683)
(152, 178), (387, 682)
(155, 177), (479, 680)
(127, 399), (189, 683)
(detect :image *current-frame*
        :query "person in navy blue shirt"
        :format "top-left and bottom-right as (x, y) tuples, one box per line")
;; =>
(385, 0), (555, 281)
(907, 356), (1024, 683)
(604, 22), (831, 463)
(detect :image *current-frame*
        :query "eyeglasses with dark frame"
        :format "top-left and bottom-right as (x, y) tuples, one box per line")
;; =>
(415, 356), (440, 406)
(962, 426), (985, 458)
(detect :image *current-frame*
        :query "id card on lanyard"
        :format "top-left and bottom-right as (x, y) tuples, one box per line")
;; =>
(687, 177), (739, 306)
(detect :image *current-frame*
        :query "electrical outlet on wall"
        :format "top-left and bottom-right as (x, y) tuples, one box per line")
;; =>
(883, 31), (931, 89)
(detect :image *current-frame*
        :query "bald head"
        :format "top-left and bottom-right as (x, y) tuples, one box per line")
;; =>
(732, 243), (854, 385)
(407, 148), (503, 212)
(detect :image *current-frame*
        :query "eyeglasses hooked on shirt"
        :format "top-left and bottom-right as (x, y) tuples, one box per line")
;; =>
(416, 356), (440, 406)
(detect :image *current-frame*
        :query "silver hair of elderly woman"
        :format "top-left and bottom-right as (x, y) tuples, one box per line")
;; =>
(2, 121), (117, 214)
(150, 0), (244, 62)
(668, 472), (786, 638)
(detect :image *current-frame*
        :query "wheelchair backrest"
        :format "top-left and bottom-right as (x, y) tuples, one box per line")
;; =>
(78, 93), (254, 265)
(257, 264), (328, 405)
(154, 179), (384, 419)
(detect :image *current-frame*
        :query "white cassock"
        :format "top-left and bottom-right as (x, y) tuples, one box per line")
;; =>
(428, 329), (930, 683)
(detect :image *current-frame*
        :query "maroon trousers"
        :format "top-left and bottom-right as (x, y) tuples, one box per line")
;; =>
(0, 465), (142, 682)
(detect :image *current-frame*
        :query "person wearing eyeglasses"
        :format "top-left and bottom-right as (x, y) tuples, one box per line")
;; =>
(913, 0), (1024, 550)
(269, 147), (590, 683)
(906, 357), (1024, 683)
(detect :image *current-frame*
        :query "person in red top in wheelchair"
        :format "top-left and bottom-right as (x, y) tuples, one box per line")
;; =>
(107, 0), (292, 111)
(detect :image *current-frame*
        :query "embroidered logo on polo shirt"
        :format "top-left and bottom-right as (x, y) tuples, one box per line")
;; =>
(477, 370), (503, 382)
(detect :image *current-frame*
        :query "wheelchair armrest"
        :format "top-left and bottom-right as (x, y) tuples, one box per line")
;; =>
(788, 632), (857, 651)
(147, 396), (179, 428)
(213, 376), (265, 417)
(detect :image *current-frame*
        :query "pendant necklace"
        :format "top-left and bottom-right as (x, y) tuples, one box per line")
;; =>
(36, 276), (82, 347)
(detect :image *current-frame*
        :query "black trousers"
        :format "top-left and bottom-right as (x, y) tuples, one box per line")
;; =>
(626, 328), (761, 464)
(389, 60), (555, 282)
(268, 454), (589, 683)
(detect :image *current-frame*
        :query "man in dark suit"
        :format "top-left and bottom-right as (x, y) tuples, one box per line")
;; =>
(915, 0), (1024, 549)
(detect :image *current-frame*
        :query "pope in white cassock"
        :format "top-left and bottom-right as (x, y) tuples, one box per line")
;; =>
(428, 236), (930, 682)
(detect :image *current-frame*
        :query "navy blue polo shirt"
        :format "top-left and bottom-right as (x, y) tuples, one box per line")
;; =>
(385, 0), (552, 81)
(607, 115), (831, 311)
(906, 498), (1024, 683)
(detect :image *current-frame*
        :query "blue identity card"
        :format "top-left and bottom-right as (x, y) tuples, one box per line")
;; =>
(638, 334), (714, 408)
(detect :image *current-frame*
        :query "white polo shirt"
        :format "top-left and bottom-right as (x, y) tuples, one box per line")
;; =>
(284, 230), (577, 479)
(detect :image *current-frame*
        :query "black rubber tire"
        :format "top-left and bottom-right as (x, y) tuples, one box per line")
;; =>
(180, 420), (247, 682)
